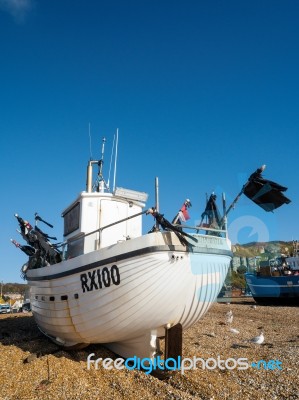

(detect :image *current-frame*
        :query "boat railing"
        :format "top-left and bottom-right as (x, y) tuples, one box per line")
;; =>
(64, 211), (227, 245)
(174, 224), (227, 235)
(60, 210), (228, 260)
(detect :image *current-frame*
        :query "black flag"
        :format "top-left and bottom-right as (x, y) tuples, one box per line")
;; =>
(243, 166), (291, 212)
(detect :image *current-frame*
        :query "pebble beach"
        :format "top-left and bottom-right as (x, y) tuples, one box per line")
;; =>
(0, 298), (298, 400)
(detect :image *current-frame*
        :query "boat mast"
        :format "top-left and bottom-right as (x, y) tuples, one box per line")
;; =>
(96, 137), (109, 193)
(222, 193), (228, 236)
(112, 128), (119, 193)
(86, 137), (109, 193)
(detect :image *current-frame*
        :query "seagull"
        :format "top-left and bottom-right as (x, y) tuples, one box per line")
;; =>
(249, 331), (264, 345)
(225, 310), (233, 325)
(229, 328), (240, 334)
(250, 305), (257, 309)
(205, 332), (216, 338)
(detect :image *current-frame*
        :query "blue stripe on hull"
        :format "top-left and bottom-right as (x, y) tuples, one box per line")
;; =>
(190, 254), (230, 303)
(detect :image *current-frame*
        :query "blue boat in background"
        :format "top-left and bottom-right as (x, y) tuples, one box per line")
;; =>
(245, 250), (299, 305)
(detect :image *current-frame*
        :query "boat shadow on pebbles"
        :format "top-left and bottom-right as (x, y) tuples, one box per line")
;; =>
(0, 313), (115, 364)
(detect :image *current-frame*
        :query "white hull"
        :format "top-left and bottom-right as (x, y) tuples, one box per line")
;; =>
(27, 231), (231, 359)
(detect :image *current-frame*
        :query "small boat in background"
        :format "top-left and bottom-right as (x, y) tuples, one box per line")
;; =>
(245, 242), (299, 304)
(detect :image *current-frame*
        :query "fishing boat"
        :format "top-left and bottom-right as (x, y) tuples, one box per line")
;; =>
(12, 142), (291, 360)
(245, 243), (299, 305)
(12, 136), (233, 360)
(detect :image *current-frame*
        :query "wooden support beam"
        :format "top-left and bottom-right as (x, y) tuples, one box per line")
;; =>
(165, 323), (183, 365)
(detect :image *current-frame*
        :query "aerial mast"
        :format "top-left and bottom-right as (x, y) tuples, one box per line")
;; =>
(97, 137), (106, 192)
(86, 137), (109, 193)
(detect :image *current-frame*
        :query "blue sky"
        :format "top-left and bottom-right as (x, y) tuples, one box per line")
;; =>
(1, 0), (298, 283)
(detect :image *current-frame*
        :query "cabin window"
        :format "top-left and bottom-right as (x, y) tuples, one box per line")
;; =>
(63, 202), (80, 236)
(61, 295), (68, 301)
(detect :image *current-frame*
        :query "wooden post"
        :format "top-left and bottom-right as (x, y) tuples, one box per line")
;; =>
(165, 323), (183, 368)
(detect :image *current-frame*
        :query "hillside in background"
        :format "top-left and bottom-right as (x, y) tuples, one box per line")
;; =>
(1, 282), (29, 294)
(232, 240), (296, 259)
(227, 240), (297, 290)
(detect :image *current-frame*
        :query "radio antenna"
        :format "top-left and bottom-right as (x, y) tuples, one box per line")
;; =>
(94, 137), (108, 192)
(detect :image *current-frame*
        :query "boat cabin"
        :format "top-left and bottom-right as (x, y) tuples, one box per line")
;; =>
(258, 256), (299, 277)
(62, 187), (148, 259)
(286, 256), (299, 271)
